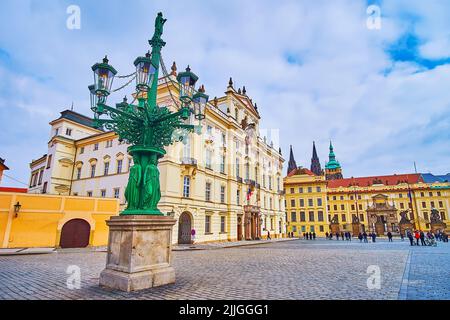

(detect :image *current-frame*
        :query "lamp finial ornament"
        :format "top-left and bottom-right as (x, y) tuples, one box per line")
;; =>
(171, 61), (177, 76)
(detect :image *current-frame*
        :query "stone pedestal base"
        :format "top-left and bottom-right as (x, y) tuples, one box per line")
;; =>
(431, 222), (447, 234)
(352, 223), (361, 237)
(99, 215), (176, 292)
(399, 222), (414, 236)
(330, 223), (340, 234)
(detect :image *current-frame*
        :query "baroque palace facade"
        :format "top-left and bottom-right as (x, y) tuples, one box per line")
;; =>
(28, 67), (285, 245)
(284, 144), (450, 237)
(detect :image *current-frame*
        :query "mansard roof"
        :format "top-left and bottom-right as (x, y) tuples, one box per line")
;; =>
(327, 173), (423, 188)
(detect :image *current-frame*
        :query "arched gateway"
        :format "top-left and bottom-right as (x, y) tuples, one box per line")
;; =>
(60, 219), (91, 248)
(178, 212), (192, 244)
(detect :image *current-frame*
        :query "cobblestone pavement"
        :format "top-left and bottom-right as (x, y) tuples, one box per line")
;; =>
(0, 239), (448, 300)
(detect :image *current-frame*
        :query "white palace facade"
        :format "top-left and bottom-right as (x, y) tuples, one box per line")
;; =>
(28, 69), (286, 244)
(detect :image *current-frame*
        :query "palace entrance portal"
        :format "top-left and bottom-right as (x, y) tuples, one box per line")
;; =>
(366, 194), (399, 235)
(244, 205), (261, 240)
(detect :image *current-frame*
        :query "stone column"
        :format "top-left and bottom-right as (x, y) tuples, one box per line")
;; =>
(99, 215), (176, 292)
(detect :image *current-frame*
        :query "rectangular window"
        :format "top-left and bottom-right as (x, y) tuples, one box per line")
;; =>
(309, 211), (315, 222)
(439, 201), (443, 208)
(104, 162), (109, 176)
(308, 199), (313, 207)
(291, 212), (297, 222)
(106, 140), (113, 148)
(333, 205), (338, 211)
(316, 187), (321, 192)
(205, 215), (211, 234)
(55, 128), (59, 136)
(332, 196), (336, 200)
(183, 176), (190, 198)
(359, 204), (363, 210)
(341, 204), (345, 210)
(205, 182), (211, 201)
(76, 167), (82, 180)
(236, 158), (240, 177)
(114, 188), (120, 199)
(87, 191), (93, 197)
(90, 164), (96, 178)
(319, 225), (324, 232)
(423, 212), (429, 221)
(299, 199), (305, 207)
(94, 143), (99, 151)
(360, 214), (364, 222)
(291, 199), (296, 207)
(430, 201), (435, 208)
(399, 193), (403, 198)
(341, 214), (346, 222)
(237, 190), (240, 205)
(206, 150), (212, 169)
(220, 216), (226, 233)
(101, 190), (106, 198)
(38, 170), (43, 185)
(80, 147), (84, 154)
(42, 182), (48, 194)
(290, 188), (294, 194)
(318, 211), (324, 222)
(422, 202), (426, 208)
(66, 128), (72, 136)
(400, 202), (404, 209)
(220, 186), (226, 203)
(220, 155), (225, 174)
(299, 187), (303, 193)
(300, 212), (306, 222)
(117, 160), (123, 174)
(308, 187), (312, 193)
(46, 155), (52, 169)
(351, 204), (355, 211)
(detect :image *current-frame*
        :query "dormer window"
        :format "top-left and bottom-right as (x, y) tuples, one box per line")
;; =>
(66, 128), (72, 136)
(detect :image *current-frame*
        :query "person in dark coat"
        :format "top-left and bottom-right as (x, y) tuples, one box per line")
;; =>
(325, 232), (329, 240)
(305, 232), (309, 240)
(313, 232), (316, 240)
(341, 232), (345, 241)
(363, 232), (368, 243)
(371, 232), (376, 242)
(420, 231), (426, 246)
(358, 232), (363, 242)
(336, 232), (340, 240)
(309, 232), (313, 240)
(387, 231), (393, 242)
(407, 231), (414, 246)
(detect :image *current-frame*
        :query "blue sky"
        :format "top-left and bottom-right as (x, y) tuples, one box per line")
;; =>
(1, 0), (450, 187)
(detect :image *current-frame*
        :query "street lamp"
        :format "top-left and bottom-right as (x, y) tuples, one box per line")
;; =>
(134, 51), (156, 93)
(91, 56), (117, 102)
(177, 66), (198, 103)
(14, 201), (21, 218)
(192, 84), (208, 120)
(89, 12), (205, 216)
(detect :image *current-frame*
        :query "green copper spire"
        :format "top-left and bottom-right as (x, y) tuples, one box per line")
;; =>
(325, 141), (341, 170)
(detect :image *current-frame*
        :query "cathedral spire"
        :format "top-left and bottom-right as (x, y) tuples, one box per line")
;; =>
(310, 141), (322, 176)
(287, 145), (298, 175)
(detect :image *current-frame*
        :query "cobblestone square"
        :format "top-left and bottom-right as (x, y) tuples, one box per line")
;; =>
(0, 239), (448, 300)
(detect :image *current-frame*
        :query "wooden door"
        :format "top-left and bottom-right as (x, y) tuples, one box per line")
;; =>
(60, 219), (91, 248)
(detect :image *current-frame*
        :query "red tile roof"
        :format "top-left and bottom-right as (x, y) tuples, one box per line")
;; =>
(327, 173), (423, 188)
(287, 167), (316, 177)
(0, 187), (28, 193)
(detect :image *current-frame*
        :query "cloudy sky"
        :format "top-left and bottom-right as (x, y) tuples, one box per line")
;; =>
(1, 0), (450, 187)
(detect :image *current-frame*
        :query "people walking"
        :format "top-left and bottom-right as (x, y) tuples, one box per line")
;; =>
(341, 232), (345, 241)
(371, 232), (376, 243)
(387, 231), (393, 242)
(407, 231), (414, 246)
(358, 232), (363, 242)
(309, 232), (313, 240)
(267, 230), (271, 240)
(305, 232), (309, 240)
(336, 232), (340, 240)
(363, 232), (368, 243)
(325, 232), (329, 240)
(313, 232), (316, 240)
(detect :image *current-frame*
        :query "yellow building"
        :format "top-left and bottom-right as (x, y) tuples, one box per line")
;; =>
(284, 167), (328, 236)
(0, 191), (119, 248)
(284, 145), (450, 237)
(28, 66), (286, 246)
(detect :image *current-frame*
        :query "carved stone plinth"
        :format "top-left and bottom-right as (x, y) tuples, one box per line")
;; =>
(352, 223), (361, 237)
(399, 222), (414, 236)
(330, 223), (340, 234)
(99, 215), (176, 292)
(431, 222), (447, 234)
